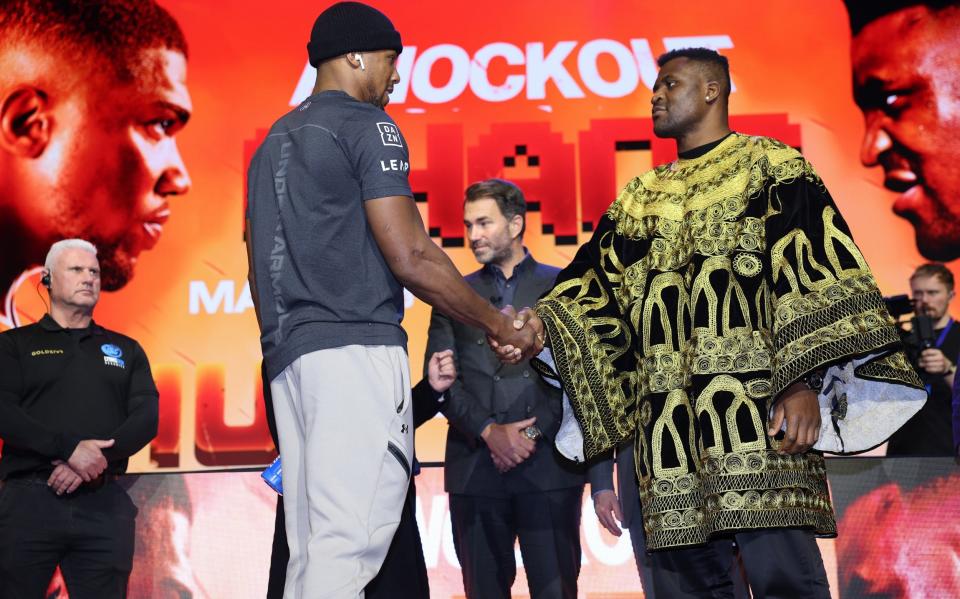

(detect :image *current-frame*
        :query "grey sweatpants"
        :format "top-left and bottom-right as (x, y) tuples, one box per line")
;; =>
(270, 345), (413, 599)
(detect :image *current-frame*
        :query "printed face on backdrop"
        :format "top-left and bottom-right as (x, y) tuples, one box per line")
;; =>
(852, 5), (960, 261)
(46, 480), (206, 599)
(3, 48), (192, 291)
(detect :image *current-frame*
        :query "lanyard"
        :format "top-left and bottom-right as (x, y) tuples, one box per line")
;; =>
(934, 318), (954, 349)
(923, 317), (954, 396)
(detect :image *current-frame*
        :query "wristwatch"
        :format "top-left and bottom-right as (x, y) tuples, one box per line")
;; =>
(522, 425), (542, 441)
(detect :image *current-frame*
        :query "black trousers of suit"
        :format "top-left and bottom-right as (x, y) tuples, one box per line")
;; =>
(649, 527), (830, 599)
(266, 495), (287, 599)
(365, 480), (430, 598)
(449, 487), (583, 599)
(0, 478), (136, 599)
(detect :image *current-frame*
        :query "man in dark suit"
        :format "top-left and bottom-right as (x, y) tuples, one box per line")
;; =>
(425, 179), (585, 599)
(588, 442), (653, 592)
(589, 441), (750, 598)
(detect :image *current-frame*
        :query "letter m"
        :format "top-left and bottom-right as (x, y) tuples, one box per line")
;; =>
(189, 280), (235, 315)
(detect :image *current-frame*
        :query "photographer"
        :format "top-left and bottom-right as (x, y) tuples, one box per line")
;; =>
(888, 264), (960, 456)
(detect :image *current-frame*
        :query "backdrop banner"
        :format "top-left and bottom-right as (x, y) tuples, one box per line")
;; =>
(0, 3), (950, 472)
(36, 458), (959, 598)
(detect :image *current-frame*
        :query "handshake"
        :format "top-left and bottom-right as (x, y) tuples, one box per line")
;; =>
(487, 305), (546, 364)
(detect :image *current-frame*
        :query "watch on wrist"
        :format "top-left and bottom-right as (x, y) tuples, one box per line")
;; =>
(522, 425), (542, 441)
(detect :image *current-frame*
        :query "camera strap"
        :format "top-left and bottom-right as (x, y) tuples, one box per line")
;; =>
(924, 317), (954, 395)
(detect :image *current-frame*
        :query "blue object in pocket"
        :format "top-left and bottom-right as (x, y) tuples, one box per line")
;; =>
(262, 456), (283, 495)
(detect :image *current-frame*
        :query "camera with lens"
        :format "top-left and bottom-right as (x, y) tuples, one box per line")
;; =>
(884, 294), (936, 365)
(883, 294), (913, 319)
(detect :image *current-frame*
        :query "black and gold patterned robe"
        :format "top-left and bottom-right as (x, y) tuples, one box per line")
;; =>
(534, 133), (924, 550)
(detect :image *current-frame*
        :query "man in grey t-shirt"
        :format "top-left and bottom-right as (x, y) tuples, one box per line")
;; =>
(245, 3), (541, 597)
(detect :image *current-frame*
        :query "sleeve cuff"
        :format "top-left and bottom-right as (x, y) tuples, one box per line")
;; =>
(56, 433), (82, 462)
(476, 417), (496, 440)
(362, 187), (414, 202)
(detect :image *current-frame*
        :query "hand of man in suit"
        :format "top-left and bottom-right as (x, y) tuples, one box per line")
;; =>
(593, 490), (624, 536)
(427, 349), (456, 393)
(482, 417), (537, 472)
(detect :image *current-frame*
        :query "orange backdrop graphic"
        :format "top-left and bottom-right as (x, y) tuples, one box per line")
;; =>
(44, 461), (960, 599)
(5, 0), (953, 472)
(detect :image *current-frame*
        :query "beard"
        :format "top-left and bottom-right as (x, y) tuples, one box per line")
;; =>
(473, 242), (514, 267)
(48, 202), (138, 291)
(89, 237), (136, 291)
(653, 117), (678, 138)
(653, 106), (691, 138)
(909, 187), (960, 261)
(363, 79), (389, 109)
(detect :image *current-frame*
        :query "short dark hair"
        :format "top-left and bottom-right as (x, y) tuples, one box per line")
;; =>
(464, 179), (527, 236)
(0, 0), (188, 83)
(845, 0), (959, 35)
(657, 47), (731, 99)
(911, 263), (955, 291)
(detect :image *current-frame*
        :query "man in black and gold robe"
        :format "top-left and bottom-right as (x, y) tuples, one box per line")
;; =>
(496, 48), (926, 598)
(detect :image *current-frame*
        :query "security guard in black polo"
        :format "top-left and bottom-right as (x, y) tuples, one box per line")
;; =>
(0, 239), (158, 599)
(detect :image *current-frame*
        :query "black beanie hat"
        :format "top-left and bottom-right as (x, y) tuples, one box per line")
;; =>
(307, 2), (403, 67)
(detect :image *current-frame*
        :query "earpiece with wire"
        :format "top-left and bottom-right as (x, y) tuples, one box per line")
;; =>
(36, 270), (50, 313)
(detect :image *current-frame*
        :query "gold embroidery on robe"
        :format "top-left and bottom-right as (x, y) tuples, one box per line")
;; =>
(535, 133), (922, 550)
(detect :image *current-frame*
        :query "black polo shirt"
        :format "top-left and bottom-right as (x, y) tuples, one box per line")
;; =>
(0, 314), (158, 479)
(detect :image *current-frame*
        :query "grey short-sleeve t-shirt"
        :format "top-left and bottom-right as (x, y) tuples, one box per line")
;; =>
(247, 91), (412, 380)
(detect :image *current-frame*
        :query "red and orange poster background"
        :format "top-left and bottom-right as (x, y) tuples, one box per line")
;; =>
(6, 1), (960, 597)
(7, 0), (949, 469)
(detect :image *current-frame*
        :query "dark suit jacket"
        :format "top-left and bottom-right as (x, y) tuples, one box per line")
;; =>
(587, 439), (640, 528)
(425, 257), (585, 497)
(412, 377), (443, 429)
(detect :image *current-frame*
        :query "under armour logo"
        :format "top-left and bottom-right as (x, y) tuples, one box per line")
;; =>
(401, 424), (408, 434)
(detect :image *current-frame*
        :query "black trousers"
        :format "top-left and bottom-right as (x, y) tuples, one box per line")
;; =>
(649, 527), (831, 599)
(0, 477), (136, 599)
(266, 494), (288, 599)
(449, 487), (583, 599)
(365, 480), (430, 599)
